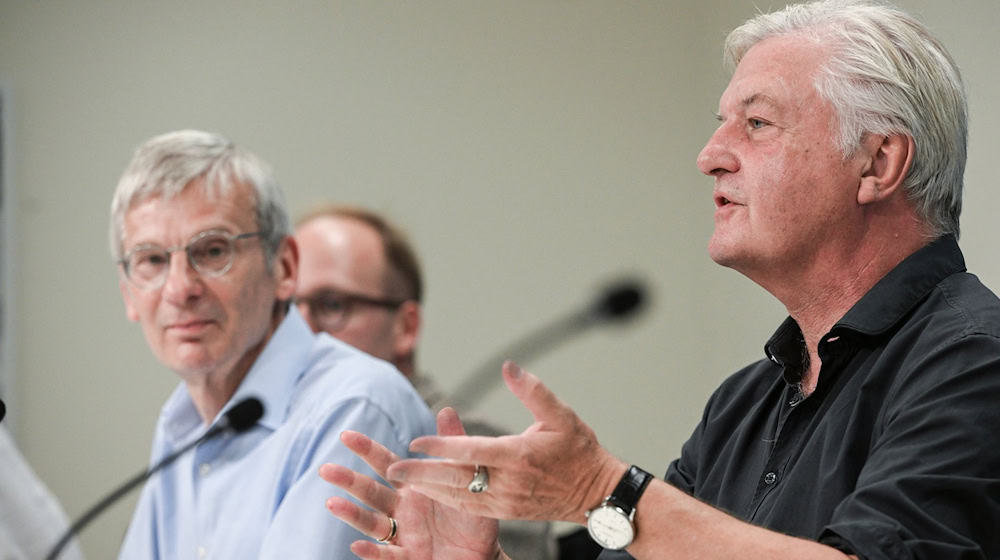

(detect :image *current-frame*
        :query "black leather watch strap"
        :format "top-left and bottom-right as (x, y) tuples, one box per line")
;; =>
(607, 465), (654, 513)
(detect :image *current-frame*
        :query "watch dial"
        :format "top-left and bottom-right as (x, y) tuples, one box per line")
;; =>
(587, 506), (634, 550)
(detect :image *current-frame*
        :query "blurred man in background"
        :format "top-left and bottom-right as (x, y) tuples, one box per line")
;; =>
(294, 206), (427, 395)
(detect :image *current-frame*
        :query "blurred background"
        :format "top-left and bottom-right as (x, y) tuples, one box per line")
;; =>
(1, 1), (997, 557)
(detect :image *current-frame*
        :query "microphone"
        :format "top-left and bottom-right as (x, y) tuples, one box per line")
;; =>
(45, 397), (264, 560)
(0, 398), (5, 423)
(440, 278), (648, 410)
(589, 280), (644, 322)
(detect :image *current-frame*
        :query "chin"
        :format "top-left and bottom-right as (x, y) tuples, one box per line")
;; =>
(709, 229), (763, 267)
(164, 348), (221, 377)
(708, 237), (738, 267)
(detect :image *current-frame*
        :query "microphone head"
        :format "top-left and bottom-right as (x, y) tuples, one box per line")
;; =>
(0, 398), (5, 424)
(591, 279), (647, 322)
(223, 398), (264, 433)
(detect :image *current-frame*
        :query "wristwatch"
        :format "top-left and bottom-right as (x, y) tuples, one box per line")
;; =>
(585, 465), (654, 550)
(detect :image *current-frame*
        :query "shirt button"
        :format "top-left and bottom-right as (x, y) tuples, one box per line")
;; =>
(199, 463), (212, 476)
(763, 472), (777, 485)
(197, 546), (207, 558)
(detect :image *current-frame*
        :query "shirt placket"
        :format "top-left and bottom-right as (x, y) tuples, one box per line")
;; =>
(746, 384), (814, 520)
(747, 334), (850, 521)
(193, 439), (220, 559)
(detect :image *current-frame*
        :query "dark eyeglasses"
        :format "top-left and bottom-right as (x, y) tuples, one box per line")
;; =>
(119, 230), (263, 290)
(294, 289), (407, 332)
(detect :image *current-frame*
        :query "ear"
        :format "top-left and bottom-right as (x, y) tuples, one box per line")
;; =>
(272, 235), (299, 302)
(858, 133), (915, 206)
(119, 275), (140, 323)
(392, 300), (421, 358)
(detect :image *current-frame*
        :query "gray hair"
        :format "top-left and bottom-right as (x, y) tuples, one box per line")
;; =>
(725, 0), (967, 237)
(109, 130), (291, 265)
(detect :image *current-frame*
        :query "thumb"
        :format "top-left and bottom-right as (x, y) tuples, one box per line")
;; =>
(502, 360), (576, 429)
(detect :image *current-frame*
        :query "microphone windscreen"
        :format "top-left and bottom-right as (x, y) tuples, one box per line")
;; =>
(224, 398), (264, 433)
(592, 280), (646, 320)
(0, 398), (5, 423)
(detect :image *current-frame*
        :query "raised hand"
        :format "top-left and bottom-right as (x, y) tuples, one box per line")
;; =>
(387, 361), (627, 525)
(321, 408), (503, 560)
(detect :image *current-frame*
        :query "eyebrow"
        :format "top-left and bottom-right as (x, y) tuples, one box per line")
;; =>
(715, 92), (782, 122)
(742, 92), (781, 110)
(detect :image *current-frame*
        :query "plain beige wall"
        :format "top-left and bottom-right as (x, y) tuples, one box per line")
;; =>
(1, 1), (997, 558)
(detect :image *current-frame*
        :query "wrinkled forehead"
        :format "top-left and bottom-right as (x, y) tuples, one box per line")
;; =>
(719, 35), (828, 113)
(121, 180), (258, 246)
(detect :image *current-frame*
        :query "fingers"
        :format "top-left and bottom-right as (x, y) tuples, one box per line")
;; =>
(386, 458), (479, 488)
(406, 483), (505, 519)
(320, 463), (397, 515)
(404, 433), (516, 467)
(340, 430), (402, 482)
(350, 541), (406, 560)
(324, 494), (392, 537)
(436, 407), (467, 436)
(502, 361), (577, 428)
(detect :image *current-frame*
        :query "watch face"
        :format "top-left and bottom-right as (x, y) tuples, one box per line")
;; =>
(586, 505), (634, 550)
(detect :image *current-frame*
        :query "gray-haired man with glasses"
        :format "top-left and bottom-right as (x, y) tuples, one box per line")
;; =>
(110, 130), (435, 559)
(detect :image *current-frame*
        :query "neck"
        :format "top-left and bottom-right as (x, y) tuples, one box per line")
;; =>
(758, 225), (932, 395)
(396, 353), (416, 379)
(185, 373), (247, 424)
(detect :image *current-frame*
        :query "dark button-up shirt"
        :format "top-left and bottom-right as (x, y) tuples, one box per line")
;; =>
(600, 235), (1000, 559)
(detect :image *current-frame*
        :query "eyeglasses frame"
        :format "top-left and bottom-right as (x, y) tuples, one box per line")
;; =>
(118, 230), (264, 290)
(294, 289), (408, 332)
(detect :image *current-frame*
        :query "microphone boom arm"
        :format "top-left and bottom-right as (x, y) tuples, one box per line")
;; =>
(44, 397), (263, 560)
(439, 309), (593, 411)
(436, 278), (647, 412)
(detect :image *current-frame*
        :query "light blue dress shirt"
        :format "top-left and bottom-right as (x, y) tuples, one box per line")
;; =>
(117, 307), (435, 559)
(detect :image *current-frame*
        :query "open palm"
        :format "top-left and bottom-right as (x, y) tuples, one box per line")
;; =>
(321, 408), (502, 560)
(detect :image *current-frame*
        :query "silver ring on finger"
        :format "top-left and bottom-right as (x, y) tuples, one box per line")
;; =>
(467, 464), (489, 494)
(376, 516), (397, 544)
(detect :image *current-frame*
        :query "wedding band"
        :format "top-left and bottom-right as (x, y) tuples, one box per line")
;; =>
(467, 464), (489, 494)
(376, 516), (397, 544)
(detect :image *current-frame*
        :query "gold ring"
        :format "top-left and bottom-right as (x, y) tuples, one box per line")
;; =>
(376, 516), (397, 544)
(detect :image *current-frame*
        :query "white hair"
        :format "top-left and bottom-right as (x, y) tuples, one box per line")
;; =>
(109, 129), (291, 263)
(725, 0), (967, 237)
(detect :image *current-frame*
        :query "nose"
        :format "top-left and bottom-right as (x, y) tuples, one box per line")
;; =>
(697, 125), (740, 177)
(161, 250), (204, 304)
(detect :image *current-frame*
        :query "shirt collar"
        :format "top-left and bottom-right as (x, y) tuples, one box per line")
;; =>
(833, 234), (965, 336)
(764, 235), (965, 382)
(160, 306), (316, 444)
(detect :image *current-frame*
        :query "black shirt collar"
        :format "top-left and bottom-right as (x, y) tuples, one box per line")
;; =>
(834, 234), (965, 336)
(764, 235), (966, 380)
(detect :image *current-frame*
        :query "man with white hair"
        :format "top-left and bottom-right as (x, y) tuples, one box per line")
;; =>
(110, 130), (434, 558)
(320, 2), (1000, 559)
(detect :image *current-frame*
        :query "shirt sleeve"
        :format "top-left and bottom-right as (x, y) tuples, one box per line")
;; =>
(257, 395), (433, 559)
(819, 333), (1000, 560)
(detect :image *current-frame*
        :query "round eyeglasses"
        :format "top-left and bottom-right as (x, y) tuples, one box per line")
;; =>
(295, 289), (407, 333)
(119, 230), (263, 290)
